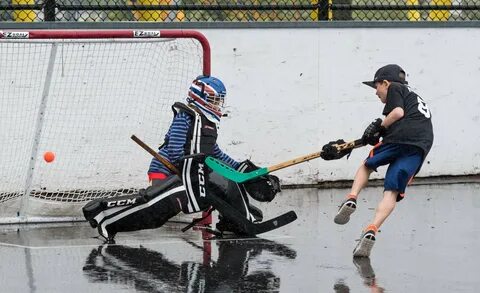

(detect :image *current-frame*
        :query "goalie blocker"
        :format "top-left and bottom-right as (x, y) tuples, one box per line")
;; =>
(83, 160), (294, 241)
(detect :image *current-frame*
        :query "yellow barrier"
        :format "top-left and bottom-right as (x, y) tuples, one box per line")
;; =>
(310, 0), (318, 20)
(130, 0), (170, 21)
(428, 0), (451, 21)
(329, 0), (332, 20)
(408, 0), (452, 21)
(12, 0), (35, 22)
(407, 0), (421, 21)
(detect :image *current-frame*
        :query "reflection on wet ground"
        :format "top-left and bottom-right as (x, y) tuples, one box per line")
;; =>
(83, 236), (296, 293)
(334, 257), (385, 293)
(1, 183), (479, 292)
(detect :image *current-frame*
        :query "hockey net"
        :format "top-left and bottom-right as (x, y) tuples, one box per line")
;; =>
(0, 30), (210, 224)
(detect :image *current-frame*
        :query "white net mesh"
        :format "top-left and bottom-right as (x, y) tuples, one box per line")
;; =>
(0, 37), (203, 222)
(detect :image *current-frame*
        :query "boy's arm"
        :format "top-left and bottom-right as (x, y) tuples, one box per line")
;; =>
(165, 113), (189, 164)
(382, 84), (405, 128)
(212, 144), (240, 169)
(381, 107), (404, 128)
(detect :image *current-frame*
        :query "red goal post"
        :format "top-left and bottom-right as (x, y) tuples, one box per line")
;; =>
(0, 29), (212, 225)
(0, 29), (211, 76)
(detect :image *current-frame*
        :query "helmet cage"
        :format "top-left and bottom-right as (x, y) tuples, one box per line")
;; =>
(188, 79), (225, 117)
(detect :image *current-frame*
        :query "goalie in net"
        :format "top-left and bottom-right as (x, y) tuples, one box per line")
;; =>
(83, 75), (283, 241)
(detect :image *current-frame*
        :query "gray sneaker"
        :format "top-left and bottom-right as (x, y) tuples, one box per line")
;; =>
(353, 230), (376, 257)
(334, 198), (357, 225)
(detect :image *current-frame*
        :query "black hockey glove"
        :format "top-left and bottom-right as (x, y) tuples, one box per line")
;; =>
(362, 118), (385, 146)
(237, 160), (281, 202)
(320, 139), (352, 160)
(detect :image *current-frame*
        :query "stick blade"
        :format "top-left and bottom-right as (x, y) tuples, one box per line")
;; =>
(206, 157), (268, 183)
(254, 211), (297, 235)
(207, 193), (297, 236)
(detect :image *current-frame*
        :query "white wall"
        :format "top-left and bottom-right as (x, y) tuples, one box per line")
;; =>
(197, 28), (480, 184)
(1, 28), (478, 188)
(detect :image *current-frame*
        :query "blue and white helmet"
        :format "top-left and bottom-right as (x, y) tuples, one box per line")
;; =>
(186, 75), (226, 123)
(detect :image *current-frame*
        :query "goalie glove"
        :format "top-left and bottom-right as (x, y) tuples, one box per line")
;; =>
(320, 139), (353, 160)
(237, 160), (281, 202)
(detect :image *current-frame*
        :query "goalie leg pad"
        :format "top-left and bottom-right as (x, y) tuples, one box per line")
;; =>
(83, 193), (147, 229)
(208, 174), (261, 234)
(97, 185), (187, 240)
(82, 175), (183, 228)
(209, 172), (260, 222)
(208, 192), (254, 236)
(84, 176), (187, 240)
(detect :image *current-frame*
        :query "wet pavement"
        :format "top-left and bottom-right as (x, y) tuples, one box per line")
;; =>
(1, 183), (479, 293)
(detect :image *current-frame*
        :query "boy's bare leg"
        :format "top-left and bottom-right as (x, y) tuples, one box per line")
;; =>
(350, 164), (374, 197)
(335, 164), (374, 225)
(371, 190), (398, 228)
(353, 191), (398, 257)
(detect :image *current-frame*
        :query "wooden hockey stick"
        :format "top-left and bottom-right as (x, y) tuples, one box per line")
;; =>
(130, 135), (179, 175)
(205, 139), (364, 183)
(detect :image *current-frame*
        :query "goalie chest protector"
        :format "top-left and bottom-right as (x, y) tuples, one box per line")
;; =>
(172, 102), (218, 156)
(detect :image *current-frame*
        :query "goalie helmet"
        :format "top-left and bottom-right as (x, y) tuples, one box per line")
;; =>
(187, 75), (226, 123)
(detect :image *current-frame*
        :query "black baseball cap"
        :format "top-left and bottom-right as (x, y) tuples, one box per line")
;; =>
(362, 64), (408, 88)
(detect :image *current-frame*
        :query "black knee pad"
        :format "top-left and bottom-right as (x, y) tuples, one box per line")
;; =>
(83, 194), (147, 228)
(104, 197), (179, 235)
(92, 177), (186, 240)
(83, 176), (183, 224)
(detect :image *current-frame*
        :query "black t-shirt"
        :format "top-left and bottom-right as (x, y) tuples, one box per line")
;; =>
(382, 82), (434, 157)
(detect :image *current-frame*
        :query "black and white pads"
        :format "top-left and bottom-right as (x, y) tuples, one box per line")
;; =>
(83, 176), (186, 241)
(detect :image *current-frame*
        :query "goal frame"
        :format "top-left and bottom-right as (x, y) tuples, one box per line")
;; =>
(0, 29), (211, 76)
(0, 29), (212, 225)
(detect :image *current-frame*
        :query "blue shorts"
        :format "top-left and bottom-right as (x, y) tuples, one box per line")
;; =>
(364, 143), (423, 201)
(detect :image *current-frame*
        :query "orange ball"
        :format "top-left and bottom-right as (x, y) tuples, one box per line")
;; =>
(43, 151), (55, 163)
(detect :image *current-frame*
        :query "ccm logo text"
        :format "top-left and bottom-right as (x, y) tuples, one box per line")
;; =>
(106, 198), (137, 207)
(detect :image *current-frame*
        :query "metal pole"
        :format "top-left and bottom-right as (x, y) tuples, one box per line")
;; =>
(44, 0), (56, 21)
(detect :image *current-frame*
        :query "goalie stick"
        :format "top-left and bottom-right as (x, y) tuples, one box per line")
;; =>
(131, 135), (179, 175)
(205, 139), (364, 183)
(131, 135), (296, 234)
(207, 193), (297, 236)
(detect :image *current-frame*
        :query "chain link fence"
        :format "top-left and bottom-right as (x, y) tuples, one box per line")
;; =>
(1, 1), (479, 22)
